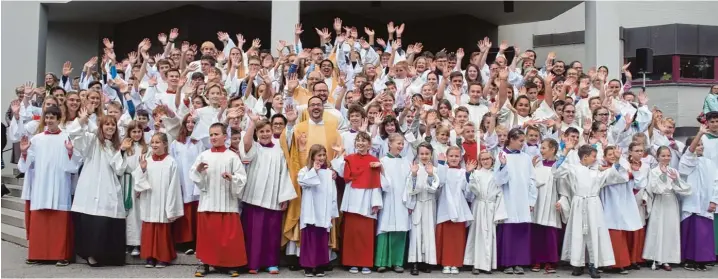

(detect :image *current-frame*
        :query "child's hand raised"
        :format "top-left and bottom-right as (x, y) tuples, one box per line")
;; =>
(466, 160), (478, 172)
(410, 162), (419, 176)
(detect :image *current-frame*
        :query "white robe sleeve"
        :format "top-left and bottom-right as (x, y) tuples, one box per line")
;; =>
(229, 156), (247, 198)
(189, 154), (208, 191)
(298, 167), (321, 188)
(165, 162), (184, 221)
(132, 165), (151, 192)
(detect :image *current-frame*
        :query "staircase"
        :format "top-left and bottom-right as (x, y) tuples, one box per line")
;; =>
(1, 171), (199, 265)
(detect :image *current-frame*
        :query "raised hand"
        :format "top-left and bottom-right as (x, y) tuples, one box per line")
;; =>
(638, 89), (648, 106)
(10, 100), (21, 118)
(438, 153), (446, 162)
(376, 38), (386, 48)
(364, 27), (375, 37)
(121, 138), (133, 151)
(169, 28), (179, 41)
(103, 38), (114, 49)
(498, 152), (507, 165)
(217, 31), (229, 43)
(333, 18), (343, 32)
(139, 154), (147, 171)
(532, 155), (541, 166)
(252, 38), (262, 49)
(359, 117), (369, 133)
(295, 23), (304, 35)
(331, 140), (344, 156)
(236, 34), (246, 48)
(498, 67), (509, 80)
(667, 168), (678, 180)
(62, 61), (73, 76)
(285, 104), (298, 124)
(196, 162), (208, 173)
(425, 163), (434, 176)
(499, 40), (508, 52)
(622, 62), (631, 73)
(158, 33), (168, 45)
(466, 160), (478, 172)
(396, 23), (405, 36)
(387, 21), (395, 34)
(64, 138), (74, 154)
(19, 136), (30, 154)
(314, 160), (323, 170)
(410, 162), (419, 176)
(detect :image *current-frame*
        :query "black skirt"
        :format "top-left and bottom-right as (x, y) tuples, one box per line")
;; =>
(73, 212), (126, 266)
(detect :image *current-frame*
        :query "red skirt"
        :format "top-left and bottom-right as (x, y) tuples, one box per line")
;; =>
(626, 228), (645, 264)
(141, 222), (177, 263)
(436, 221), (467, 266)
(28, 210), (73, 261)
(173, 201), (198, 243)
(24, 201), (31, 239)
(608, 230), (631, 268)
(341, 212), (375, 267)
(196, 212), (247, 268)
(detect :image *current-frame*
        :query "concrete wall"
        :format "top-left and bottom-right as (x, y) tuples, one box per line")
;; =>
(45, 22), (100, 80)
(1, 1), (47, 110)
(645, 84), (711, 128)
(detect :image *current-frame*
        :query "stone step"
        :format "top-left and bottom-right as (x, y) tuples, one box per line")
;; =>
(2, 183), (22, 198)
(1, 223), (27, 247)
(1, 196), (25, 212)
(1, 207), (25, 228)
(2, 175), (23, 187)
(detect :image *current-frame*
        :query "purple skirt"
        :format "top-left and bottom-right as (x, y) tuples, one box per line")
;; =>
(497, 223), (532, 267)
(299, 225), (330, 268)
(241, 203), (283, 270)
(531, 224), (560, 264)
(681, 214), (715, 263)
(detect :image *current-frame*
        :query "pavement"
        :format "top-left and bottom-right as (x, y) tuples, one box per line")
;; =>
(3, 241), (718, 278)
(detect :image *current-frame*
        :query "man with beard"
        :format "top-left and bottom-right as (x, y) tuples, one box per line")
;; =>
(297, 81), (348, 131)
(280, 95), (342, 271)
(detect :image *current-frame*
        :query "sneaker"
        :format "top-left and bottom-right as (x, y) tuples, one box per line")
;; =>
(131, 247), (140, 256)
(472, 268), (480, 275)
(697, 263), (707, 271)
(156, 262), (168, 268)
(619, 268), (628, 274)
(228, 270), (240, 277)
(628, 263), (641, 270)
(545, 263), (556, 273)
(377, 266), (387, 273)
(588, 264), (600, 279)
(25, 259), (38, 265)
(315, 269), (325, 277)
(304, 268), (314, 277)
(145, 259), (155, 268)
(56, 260), (70, 266)
(662, 263), (672, 271)
(571, 266), (584, 276)
(410, 264), (419, 276)
(349, 267), (359, 274)
(450, 266), (459, 274)
(248, 270), (258, 274)
(684, 263), (696, 271)
(361, 267), (371, 274)
(195, 264), (209, 277)
(504, 266), (515, 274)
(442, 266), (451, 274)
(394, 266), (404, 273)
(185, 248), (195, 255)
(268, 266), (280, 274)
(514, 266), (525, 274)
(531, 264), (541, 272)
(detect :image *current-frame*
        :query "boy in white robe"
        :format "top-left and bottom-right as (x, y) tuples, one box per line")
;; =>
(679, 131), (718, 271)
(554, 143), (630, 278)
(464, 151), (507, 274)
(190, 123), (248, 277)
(699, 112), (718, 257)
(19, 106), (80, 266)
(375, 134), (412, 273)
(405, 142), (440, 275)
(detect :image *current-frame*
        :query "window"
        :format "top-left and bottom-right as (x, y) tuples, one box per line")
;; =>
(626, 55), (673, 81)
(680, 56), (714, 80)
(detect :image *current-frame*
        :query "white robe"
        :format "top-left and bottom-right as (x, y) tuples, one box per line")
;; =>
(642, 166), (691, 263)
(404, 163), (439, 264)
(532, 162), (562, 228)
(68, 119), (126, 219)
(377, 156), (412, 233)
(297, 167), (339, 230)
(169, 138), (206, 203)
(189, 149), (247, 213)
(133, 154), (184, 223)
(121, 144), (144, 246)
(678, 150), (718, 220)
(599, 158), (648, 231)
(702, 134), (718, 169)
(19, 132), (80, 211)
(494, 149), (537, 223)
(435, 165), (473, 224)
(553, 162), (629, 267)
(463, 168), (508, 271)
(239, 142), (297, 210)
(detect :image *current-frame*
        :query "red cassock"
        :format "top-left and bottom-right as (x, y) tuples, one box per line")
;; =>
(436, 221), (467, 267)
(141, 222), (177, 263)
(27, 210), (73, 261)
(173, 201), (199, 243)
(196, 212), (247, 267)
(340, 154), (381, 267)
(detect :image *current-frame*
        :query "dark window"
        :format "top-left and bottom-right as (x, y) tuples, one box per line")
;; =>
(680, 56), (715, 79)
(626, 55), (673, 81)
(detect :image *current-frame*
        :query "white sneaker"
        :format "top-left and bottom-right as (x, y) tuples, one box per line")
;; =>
(450, 267), (459, 274)
(130, 247), (140, 256)
(442, 266), (451, 274)
(349, 267), (359, 274)
(361, 268), (371, 274)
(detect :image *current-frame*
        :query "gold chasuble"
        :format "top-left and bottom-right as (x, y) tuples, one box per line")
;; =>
(280, 112), (342, 250)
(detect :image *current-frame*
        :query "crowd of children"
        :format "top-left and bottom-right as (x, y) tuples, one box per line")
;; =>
(4, 19), (718, 278)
